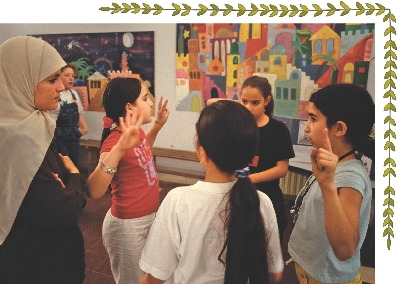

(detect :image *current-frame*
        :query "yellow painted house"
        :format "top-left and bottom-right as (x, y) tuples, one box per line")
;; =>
(87, 72), (108, 102)
(310, 25), (340, 66)
(268, 44), (288, 80)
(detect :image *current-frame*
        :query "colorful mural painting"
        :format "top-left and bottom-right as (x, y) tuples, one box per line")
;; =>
(33, 31), (155, 112)
(175, 23), (374, 173)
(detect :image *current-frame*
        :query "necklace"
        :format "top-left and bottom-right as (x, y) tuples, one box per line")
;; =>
(338, 149), (356, 162)
(290, 174), (316, 223)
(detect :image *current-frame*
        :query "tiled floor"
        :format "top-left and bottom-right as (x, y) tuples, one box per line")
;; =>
(79, 180), (375, 284)
(79, 191), (115, 284)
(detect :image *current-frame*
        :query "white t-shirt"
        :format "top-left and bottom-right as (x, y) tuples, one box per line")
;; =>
(49, 89), (84, 121)
(139, 180), (284, 284)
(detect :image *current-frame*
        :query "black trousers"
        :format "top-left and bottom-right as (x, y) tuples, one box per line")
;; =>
(0, 217), (85, 284)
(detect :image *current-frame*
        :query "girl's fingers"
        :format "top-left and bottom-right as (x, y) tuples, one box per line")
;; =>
(322, 128), (333, 153)
(158, 96), (169, 112)
(119, 108), (140, 131)
(162, 99), (169, 109)
(119, 116), (126, 131)
(310, 148), (318, 164)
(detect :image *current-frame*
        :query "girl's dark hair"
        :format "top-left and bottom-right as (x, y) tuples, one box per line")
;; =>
(100, 77), (142, 146)
(196, 100), (269, 284)
(309, 83), (375, 160)
(241, 76), (274, 117)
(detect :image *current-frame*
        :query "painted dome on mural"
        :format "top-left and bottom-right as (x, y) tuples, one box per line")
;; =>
(274, 23), (297, 30)
(269, 44), (287, 55)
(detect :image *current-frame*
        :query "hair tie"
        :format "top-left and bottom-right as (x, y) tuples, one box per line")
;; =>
(235, 167), (250, 178)
(102, 116), (114, 128)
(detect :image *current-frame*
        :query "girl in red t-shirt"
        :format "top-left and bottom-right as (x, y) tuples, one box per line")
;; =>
(86, 77), (170, 284)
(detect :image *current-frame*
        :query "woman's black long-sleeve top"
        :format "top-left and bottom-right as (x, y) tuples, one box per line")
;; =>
(0, 138), (87, 284)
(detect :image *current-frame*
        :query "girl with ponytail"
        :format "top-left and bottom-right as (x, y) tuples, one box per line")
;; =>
(139, 100), (284, 284)
(207, 76), (295, 244)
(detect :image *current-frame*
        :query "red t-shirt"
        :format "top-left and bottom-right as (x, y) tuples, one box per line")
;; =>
(101, 128), (159, 219)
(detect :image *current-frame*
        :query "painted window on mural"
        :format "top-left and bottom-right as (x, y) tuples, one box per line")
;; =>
(315, 39), (322, 53)
(283, 88), (289, 100)
(276, 87), (282, 99)
(291, 89), (297, 101)
(326, 38), (334, 52)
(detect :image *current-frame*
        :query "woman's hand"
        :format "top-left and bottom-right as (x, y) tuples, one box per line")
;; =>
(52, 172), (66, 188)
(310, 128), (338, 189)
(154, 96), (170, 127)
(114, 108), (145, 152)
(206, 98), (218, 106)
(139, 274), (165, 284)
(59, 154), (79, 174)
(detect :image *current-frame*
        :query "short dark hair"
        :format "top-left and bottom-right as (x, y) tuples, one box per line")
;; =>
(310, 83), (375, 159)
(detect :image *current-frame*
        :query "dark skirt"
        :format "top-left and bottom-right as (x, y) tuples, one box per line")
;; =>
(0, 216), (85, 284)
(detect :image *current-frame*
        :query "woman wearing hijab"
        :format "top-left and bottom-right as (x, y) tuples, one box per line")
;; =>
(0, 36), (87, 284)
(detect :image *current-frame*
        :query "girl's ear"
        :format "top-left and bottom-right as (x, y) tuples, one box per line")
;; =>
(334, 121), (347, 137)
(198, 146), (208, 166)
(264, 95), (272, 106)
(125, 103), (133, 112)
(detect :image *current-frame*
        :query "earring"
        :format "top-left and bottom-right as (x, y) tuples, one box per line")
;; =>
(200, 161), (207, 166)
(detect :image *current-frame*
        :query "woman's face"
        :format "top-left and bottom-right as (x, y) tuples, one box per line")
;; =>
(132, 84), (153, 124)
(34, 70), (65, 111)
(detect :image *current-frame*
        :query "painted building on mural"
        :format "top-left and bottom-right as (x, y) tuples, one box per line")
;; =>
(274, 70), (302, 118)
(226, 42), (240, 88)
(273, 23), (297, 63)
(310, 25), (341, 66)
(87, 72), (108, 102)
(175, 23), (373, 122)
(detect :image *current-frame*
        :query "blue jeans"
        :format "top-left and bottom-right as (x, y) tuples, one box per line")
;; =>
(57, 139), (80, 165)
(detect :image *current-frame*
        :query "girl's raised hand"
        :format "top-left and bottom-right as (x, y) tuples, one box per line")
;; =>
(155, 96), (170, 127)
(310, 128), (338, 186)
(116, 108), (145, 152)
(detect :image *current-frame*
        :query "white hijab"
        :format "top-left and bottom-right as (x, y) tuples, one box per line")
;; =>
(0, 36), (66, 244)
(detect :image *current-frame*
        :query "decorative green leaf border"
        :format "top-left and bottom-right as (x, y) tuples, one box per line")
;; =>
(100, 2), (397, 249)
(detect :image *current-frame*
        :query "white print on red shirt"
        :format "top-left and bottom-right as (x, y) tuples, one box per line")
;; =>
(134, 138), (157, 186)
